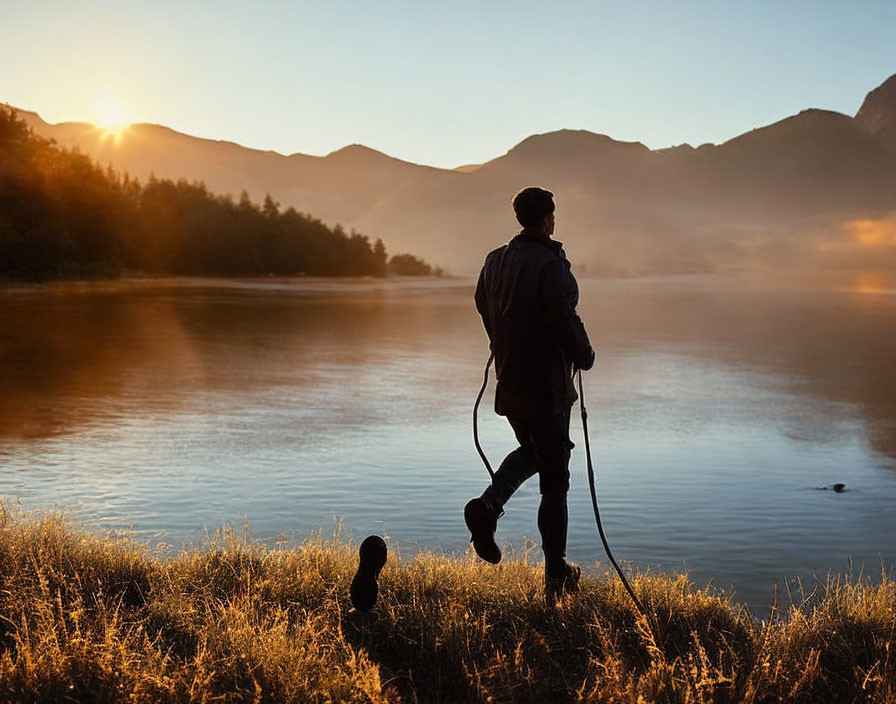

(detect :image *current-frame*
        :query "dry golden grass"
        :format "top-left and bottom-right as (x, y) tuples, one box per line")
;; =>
(0, 506), (893, 703)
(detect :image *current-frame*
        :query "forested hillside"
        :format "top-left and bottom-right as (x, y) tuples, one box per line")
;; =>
(0, 108), (433, 281)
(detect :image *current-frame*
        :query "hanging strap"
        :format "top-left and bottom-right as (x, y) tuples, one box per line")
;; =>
(473, 352), (495, 479)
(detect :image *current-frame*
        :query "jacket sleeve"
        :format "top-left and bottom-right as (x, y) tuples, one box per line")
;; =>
(474, 264), (493, 342)
(541, 259), (595, 370)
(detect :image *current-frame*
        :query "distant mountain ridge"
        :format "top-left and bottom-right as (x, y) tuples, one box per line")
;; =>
(856, 73), (896, 152)
(12, 71), (896, 277)
(12, 108), (444, 227)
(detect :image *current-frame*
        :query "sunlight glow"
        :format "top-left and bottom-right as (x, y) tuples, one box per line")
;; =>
(850, 273), (895, 295)
(844, 212), (896, 248)
(92, 98), (132, 137)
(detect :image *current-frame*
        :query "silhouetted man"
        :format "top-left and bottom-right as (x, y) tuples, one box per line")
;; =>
(466, 186), (595, 604)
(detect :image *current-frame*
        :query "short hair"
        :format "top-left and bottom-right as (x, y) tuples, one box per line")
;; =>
(512, 187), (555, 229)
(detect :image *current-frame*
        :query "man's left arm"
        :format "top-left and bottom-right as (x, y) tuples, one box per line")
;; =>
(474, 264), (493, 342)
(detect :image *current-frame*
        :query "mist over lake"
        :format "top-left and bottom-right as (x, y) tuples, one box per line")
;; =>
(1, 275), (895, 613)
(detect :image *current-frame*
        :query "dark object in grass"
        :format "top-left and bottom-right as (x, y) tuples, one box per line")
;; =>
(464, 497), (502, 564)
(350, 535), (388, 612)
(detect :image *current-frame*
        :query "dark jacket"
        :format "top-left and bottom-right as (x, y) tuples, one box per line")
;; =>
(475, 229), (595, 420)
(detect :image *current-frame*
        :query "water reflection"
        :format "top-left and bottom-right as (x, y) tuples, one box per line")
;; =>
(0, 279), (478, 439)
(2, 276), (895, 460)
(581, 277), (896, 460)
(0, 277), (896, 468)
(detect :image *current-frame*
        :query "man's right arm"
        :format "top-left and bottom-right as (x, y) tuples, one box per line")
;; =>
(541, 259), (595, 370)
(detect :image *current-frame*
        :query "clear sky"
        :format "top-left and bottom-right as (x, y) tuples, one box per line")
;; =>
(3, 0), (895, 168)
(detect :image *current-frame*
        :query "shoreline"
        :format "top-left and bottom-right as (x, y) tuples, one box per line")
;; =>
(4, 271), (894, 297)
(0, 274), (469, 295)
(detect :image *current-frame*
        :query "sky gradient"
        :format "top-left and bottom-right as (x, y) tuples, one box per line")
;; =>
(3, 0), (896, 168)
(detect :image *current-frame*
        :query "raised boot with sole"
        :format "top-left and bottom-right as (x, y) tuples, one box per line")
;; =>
(464, 498), (501, 564)
(350, 535), (388, 612)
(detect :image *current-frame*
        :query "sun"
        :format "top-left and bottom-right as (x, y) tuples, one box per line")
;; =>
(92, 99), (132, 136)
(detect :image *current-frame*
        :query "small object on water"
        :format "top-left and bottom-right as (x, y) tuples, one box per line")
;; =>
(814, 483), (847, 492)
(350, 535), (388, 612)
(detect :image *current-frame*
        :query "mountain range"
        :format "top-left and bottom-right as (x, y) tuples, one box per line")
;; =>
(12, 72), (896, 278)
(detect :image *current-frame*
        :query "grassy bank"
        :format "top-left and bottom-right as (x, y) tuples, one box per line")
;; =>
(0, 508), (893, 703)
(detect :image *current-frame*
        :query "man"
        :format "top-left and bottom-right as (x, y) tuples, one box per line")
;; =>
(466, 186), (595, 604)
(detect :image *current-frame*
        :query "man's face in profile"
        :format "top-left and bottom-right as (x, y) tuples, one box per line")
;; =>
(545, 211), (555, 236)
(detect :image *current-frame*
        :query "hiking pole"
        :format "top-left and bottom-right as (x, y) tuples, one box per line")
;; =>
(473, 352), (495, 480)
(576, 368), (648, 618)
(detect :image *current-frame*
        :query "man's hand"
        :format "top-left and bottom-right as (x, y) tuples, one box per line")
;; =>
(574, 348), (596, 373)
(582, 348), (596, 371)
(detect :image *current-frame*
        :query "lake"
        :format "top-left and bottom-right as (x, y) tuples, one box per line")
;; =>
(1, 275), (895, 614)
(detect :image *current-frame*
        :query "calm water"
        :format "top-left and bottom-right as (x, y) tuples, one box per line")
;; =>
(1, 275), (895, 613)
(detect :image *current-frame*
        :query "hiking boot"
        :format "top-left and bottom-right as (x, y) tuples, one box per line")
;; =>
(464, 498), (501, 564)
(350, 535), (388, 612)
(544, 562), (581, 605)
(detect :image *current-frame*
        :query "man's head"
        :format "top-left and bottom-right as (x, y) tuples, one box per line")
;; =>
(512, 187), (555, 235)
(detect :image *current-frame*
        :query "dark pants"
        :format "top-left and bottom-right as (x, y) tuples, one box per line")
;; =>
(479, 410), (573, 577)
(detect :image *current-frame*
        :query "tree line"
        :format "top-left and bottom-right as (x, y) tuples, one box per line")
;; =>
(0, 107), (440, 281)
